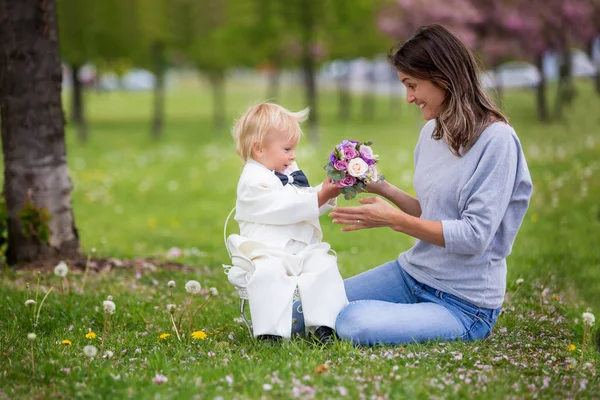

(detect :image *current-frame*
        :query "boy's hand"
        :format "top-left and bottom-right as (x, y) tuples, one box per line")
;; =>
(317, 178), (341, 207)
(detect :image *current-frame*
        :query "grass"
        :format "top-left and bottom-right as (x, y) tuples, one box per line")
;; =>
(1, 76), (599, 399)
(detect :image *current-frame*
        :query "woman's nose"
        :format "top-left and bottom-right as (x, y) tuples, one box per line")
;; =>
(406, 93), (415, 103)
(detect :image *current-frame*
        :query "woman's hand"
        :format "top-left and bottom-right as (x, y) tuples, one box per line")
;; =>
(329, 196), (402, 232)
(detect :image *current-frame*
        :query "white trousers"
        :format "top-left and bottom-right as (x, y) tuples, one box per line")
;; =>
(226, 236), (348, 338)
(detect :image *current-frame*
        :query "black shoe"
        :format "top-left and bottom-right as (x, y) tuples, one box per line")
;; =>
(314, 326), (336, 345)
(257, 334), (282, 343)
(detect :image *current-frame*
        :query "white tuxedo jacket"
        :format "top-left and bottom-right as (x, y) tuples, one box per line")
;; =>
(234, 159), (336, 249)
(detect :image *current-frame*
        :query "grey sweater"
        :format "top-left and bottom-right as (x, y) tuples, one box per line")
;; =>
(398, 120), (533, 309)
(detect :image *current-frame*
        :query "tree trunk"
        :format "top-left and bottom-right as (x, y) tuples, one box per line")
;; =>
(209, 70), (226, 133)
(555, 49), (575, 119)
(300, 0), (318, 143)
(337, 71), (350, 121)
(494, 64), (504, 107)
(362, 62), (375, 120)
(70, 63), (87, 143)
(151, 41), (166, 139)
(534, 53), (549, 122)
(266, 53), (281, 101)
(588, 37), (600, 96)
(0, 0), (79, 264)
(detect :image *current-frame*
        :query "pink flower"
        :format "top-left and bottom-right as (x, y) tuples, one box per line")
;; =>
(152, 374), (168, 385)
(333, 160), (348, 171)
(338, 175), (356, 187)
(369, 165), (379, 182)
(359, 145), (375, 161)
(342, 146), (358, 160)
(166, 247), (182, 259)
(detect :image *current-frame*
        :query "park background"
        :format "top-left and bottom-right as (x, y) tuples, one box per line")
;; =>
(1, 0), (600, 398)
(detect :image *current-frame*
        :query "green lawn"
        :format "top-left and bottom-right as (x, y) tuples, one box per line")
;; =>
(1, 78), (599, 399)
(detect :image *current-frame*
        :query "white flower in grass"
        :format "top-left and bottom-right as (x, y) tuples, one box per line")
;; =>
(152, 374), (168, 385)
(168, 280), (176, 288)
(185, 280), (201, 294)
(104, 350), (114, 359)
(263, 384), (273, 391)
(166, 304), (177, 314)
(516, 278), (524, 285)
(83, 345), (98, 358)
(27, 333), (36, 341)
(25, 299), (36, 307)
(209, 287), (218, 296)
(583, 312), (595, 327)
(106, 295), (113, 301)
(54, 261), (69, 277)
(103, 300), (116, 314)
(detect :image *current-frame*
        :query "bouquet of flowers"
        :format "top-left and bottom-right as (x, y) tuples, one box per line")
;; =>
(324, 140), (384, 200)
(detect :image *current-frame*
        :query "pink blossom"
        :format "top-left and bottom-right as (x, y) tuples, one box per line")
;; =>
(334, 160), (348, 171)
(342, 146), (358, 160)
(338, 175), (357, 187)
(166, 247), (182, 259)
(152, 374), (168, 385)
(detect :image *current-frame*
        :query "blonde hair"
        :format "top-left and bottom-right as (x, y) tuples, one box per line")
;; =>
(232, 102), (309, 162)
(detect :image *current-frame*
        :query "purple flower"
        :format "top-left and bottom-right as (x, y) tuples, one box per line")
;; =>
(341, 140), (359, 148)
(338, 175), (356, 187)
(329, 151), (337, 164)
(333, 160), (348, 171)
(342, 146), (359, 160)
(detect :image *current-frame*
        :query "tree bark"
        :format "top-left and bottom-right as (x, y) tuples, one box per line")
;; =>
(70, 63), (87, 143)
(0, 0), (79, 264)
(534, 53), (549, 122)
(151, 41), (166, 139)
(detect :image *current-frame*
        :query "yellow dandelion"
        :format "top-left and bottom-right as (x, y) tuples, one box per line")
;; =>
(159, 333), (171, 340)
(62, 339), (72, 346)
(191, 331), (207, 340)
(568, 344), (576, 351)
(552, 294), (559, 301)
(85, 332), (97, 339)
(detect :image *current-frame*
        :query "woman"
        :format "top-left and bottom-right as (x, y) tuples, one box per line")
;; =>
(329, 24), (533, 346)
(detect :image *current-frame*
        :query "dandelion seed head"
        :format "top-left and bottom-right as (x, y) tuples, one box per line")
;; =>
(25, 299), (36, 307)
(167, 280), (176, 288)
(185, 280), (201, 294)
(105, 350), (114, 359)
(103, 300), (116, 314)
(27, 333), (36, 341)
(83, 345), (98, 358)
(166, 304), (176, 314)
(516, 278), (524, 285)
(54, 261), (69, 277)
(582, 312), (595, 327)
(209, 287), (218, 296)
(106, 295), (113, 301)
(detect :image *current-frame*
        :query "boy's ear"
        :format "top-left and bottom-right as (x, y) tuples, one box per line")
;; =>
(252, 142), (262, 158)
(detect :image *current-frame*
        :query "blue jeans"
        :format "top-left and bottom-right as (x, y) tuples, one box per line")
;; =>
(332, 260), (501, 346)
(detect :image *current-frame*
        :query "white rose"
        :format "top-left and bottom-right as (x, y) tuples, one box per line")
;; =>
(347, 158), (369, 178)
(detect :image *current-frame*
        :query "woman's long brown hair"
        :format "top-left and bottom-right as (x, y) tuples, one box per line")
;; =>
(389, 24), (507, 157)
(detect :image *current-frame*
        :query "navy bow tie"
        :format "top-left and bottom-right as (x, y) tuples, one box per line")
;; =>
(274, 170), (310, 187)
